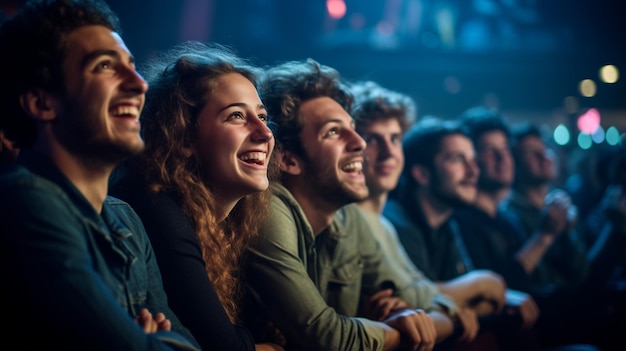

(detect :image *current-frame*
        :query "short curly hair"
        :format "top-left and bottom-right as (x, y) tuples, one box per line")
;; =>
(259, 58), (353, 160)
(350, 80), (416, 134)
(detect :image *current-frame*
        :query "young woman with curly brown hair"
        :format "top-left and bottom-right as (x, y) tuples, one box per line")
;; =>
(110, 41), (281, 351)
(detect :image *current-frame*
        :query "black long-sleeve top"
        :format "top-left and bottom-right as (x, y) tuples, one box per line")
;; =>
(110, 177), (255, 351)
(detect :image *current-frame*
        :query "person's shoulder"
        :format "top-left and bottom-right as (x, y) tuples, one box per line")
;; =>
(0, 163), (70, 207)
(267, 183), (307, 226)
(103, 195), (148, 235)
(105, 195), (137, 211)
(382, 198), (412, 227)
(499, 190), (527, 211)
(1, 163), (55, 190)
(335, 203), (369, 228)
(259, 183), (311, 245)
(269, 183), (296, 206)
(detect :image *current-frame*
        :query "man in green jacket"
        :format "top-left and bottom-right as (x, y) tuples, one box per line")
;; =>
(244, 59), (456, 351)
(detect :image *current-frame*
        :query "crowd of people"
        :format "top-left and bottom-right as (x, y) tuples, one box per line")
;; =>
(1, 1), (624, 350)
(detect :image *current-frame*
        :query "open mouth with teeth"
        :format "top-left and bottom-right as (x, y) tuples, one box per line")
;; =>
(111, 106), (140, 120)
(239, 152), (267, 165)
(342, 161), (363, 172)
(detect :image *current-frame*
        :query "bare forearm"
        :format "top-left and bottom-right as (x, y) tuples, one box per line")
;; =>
(429, 311), (455, 342)
(516, 233), (554, 273)
(435, 281), (471, 308)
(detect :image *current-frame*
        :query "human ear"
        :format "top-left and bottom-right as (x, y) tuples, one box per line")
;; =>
(19, 89), (58, 121)
(276, 148), (301, 176)
(411, 164), (430, 186)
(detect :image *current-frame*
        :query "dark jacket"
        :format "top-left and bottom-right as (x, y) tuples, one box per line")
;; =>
(0, 151), (198, 350)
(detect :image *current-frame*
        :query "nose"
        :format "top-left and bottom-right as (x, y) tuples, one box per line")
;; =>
(379, 138), (394, 159)
(120, 64), (148, 94)
(495, 149), (512, 163)
(348, 128), (366, 152)
(466, 159), (480, 178)
(250, 116), (273, 143)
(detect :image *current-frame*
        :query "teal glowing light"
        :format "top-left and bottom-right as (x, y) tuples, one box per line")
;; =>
(606, 126), (620, 146)
(577, 132), (592, 149)
(553, 124), (570, 146)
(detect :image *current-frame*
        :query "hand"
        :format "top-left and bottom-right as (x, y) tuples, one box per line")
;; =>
(366, 288), (410, 321)
(541, 189), (575, 236)
(265, 322), (287, 347)
(384, 309), (436, 351)
(455, 307), (479, 343)
(135, 308), (171, 333)
(466, 270), (507, 313)
(504, 290), (540, 330)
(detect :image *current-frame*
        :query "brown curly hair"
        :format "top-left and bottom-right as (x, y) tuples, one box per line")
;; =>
(259, 58), (353, 172)
(127, 41), (270, 322)
(349, 80), (417, 134)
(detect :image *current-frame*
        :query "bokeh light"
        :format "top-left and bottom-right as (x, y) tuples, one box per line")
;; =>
(553, 124), (570, 146)
(606, 126), (620, 145)
(563, 96), (579, 114)
(577, 108), (601, 134)
(444, 76), (461, 94)
(599, 64), (619, 83)
(579, 79), (597, 97)
(577, 132), (593, 149)
(326, 0), (346, 20)
(591, 125), (605, 144)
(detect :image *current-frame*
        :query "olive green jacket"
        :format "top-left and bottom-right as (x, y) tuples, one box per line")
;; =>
(245, 183), (452, 351)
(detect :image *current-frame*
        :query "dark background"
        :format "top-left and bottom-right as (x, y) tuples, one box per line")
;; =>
(2, 0), (625, 127)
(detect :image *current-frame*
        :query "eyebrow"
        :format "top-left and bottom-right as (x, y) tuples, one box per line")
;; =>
(318, 117), (353, 129)
(219, 102), (266, 113)
(80, 49), (135, 68)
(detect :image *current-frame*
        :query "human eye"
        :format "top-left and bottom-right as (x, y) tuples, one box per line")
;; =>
(229, 111), (244, 119)
(93, 59), (114, 72)
(326, 128), (339, 137)
(258, 114), (268, 123)
(391, 134), (402, 144)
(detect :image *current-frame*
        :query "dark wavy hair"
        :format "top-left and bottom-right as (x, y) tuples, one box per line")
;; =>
(350, 80), (416, 134)
(458, 106), (511, 150)
(0, 0), (121, 147)
(126, 41), (271, 322)
(259, 58), (353, 177)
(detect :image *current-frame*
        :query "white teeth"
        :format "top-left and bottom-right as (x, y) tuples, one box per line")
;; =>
(240, 152), (267, 162)
(111, 106), (139, 118)
(342, 161), (363, 172)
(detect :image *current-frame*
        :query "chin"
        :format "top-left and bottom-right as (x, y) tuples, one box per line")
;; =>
(247, 181), (270, 193)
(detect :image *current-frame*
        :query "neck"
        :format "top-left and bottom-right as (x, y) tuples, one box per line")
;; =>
(212, 192), (239, 223)
(515, 183), (549, 209)
(39, 143), (114, 214)
(357, 191), (388, 215)
(286, 181), (341, 236)
(418, 189), (453, 230)
(474, 187), (509, 217)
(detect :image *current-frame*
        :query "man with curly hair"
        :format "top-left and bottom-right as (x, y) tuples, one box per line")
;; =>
(244, 59), (458, 351)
